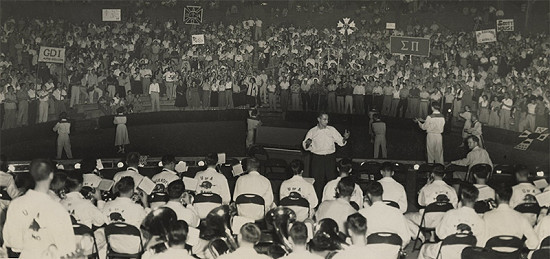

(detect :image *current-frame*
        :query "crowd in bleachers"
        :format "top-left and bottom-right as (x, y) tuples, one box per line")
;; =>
(0, 150), (549, 259)
(1, 4), (549, 132)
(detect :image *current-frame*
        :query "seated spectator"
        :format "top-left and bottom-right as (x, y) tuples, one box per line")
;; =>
(378, 162), (408, 213)
(483, 187), (539, 250)
(152, 154), (180, 190)
(3, 159), (76, 258)
(102, 176), (147, 227)
(279, 159), (318, 211)
(359, 182), (410, 247)
(163, 180), (200, 228)
(217, 223), (270, 259)
(316, 176), (357, 231)
(281, 222), (322, 259)
(194, 153), (231, 204)
(510, 167), (540, 208)
(322, 158), (364, 209)
(233, 157), (274, 211)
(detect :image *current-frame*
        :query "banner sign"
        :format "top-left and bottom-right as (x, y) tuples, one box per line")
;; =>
(475, 29), (497, 43)
(38, 46), (65, 63)
(390, 36), (430, 57)
(191, 34), (205, 45)
(102, 9), (121, 22)
(184, 6), (203, 25)
(496, 19), (514, 31)
(386, 23), (396, 30)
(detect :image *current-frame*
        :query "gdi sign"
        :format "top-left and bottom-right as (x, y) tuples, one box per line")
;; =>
(38, 46), (66, 64)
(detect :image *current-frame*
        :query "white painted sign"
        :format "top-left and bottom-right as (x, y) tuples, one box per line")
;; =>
(38, 46), (65, 63)
(497, 19), (514, 31)
(386, 23), (396, 30)
(475, 29), (497, 43)
(192, 34), (205, 45)
(102, 9), (121, 21)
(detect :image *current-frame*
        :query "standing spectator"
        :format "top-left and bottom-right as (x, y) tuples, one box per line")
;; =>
(418, 85), (430, 119)
(415, 102), (445, 164)
(52, 112), (72, 159)
(16, 83), (29, 127)
(488, 96), (501, 127)
(335, 82), (346, 113)
(353, 81), (365, 114)
(117, 72), (131, 99)
(500, 93), (513, 130)
(372, 113), (387, 159)
(201, 77), (211, 109)
(175, 78), (187, 111)
(408, 84), (421, 119)
(3, 159), (76, 258)
(246, 77), (258, 108)
(140, 65), (153, 96)
(343, 81), (353, 114)
(301, 78), (311, 111)
(149, 78), (161, 112)
(459, 105), (472, 146)
(37, 84), (49, 123)
(114, 107), (129, 154)
(246, 108), (262, 148)
(372, 81), (384, 112)
(382, 82), (394, 116)
(302, 112), (350, 198)
(535, 96), (548, 128)
(52, 84), (67, 116)
(267, 78), (277, 111)
(290, 79), (301, 110)
(396, 83), (409, 118)
(478, 95), (490, 124)
(163, 68), (177, 100)
(2, 86), (16, 129)
(69, 70), (83, 108)
(280, 76), (290, 112)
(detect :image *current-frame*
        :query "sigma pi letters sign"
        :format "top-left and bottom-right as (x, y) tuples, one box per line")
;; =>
(390, 36), (430, 57)
(38, 46), (65, 64)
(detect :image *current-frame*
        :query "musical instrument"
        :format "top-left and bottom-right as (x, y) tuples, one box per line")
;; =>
(205, 205), (238, 258)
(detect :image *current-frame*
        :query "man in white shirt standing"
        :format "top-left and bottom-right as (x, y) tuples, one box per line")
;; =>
(303, 112), (350, 199)
(500, 93), (513, 130)
(322, 158), (363, 209)
(483, 187), (539, 250)
(280, 159), (318, 210)
(152, 154), (180, 190)
(149, 78), (161, 112)
(3, 159), (76, 258)
(378, 162), (408, 213)
(194, 153), (231, 204)
(414, 102), (445, 164)
(233, 158), (274, 212)
(359, 182), (411, 247)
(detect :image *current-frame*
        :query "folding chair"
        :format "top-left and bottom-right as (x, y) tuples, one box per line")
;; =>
(73, 223), (99, 259)
(413, 201), (454, 251)
(357, 161), (381, 183)
(488, 165), (515, 189)
(366, 232), (403, 259)
(235, 193), (265, 221)
(104, 222), (143, 258)
(485, 235), (524, 259)
(514, 202), (541, 226)
(461, 247), (497, 259)
(279, 195), (310, 221)
(194, 193), (223, 219)
(531, 236), (550, 259)
(436, 232), (477, 259)
(474, 199), (496, 214)
(383, 200), (400, 210)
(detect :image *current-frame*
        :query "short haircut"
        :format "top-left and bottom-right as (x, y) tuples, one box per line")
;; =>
(167, 220), (189, 246)
(14, 172), (35, 191)
(432, 164), (446, 177)
(460, 183), (479, 203)
(246, 157), (260, 171)
(162, 155), (176, 167)
(317, 111), (329, 119)
(431, 101), (441, 111)
(472, 165), (489, 179)
(346, 213), (367, 235)
(365, 181), (383, 197)
(467, 135), (480, 145)
(337, 158), (353, 174)
(167, 180), (185, 199)
(496, 187), (513, 202)
(250, 108), (259, 117)
(290, 159), (304, 175)
(65, 172), (83, 191)
(289, 222), (308, 245)
(204, 153), (218, 166)
(515, 168), (530, 178)
(240, 223), (262, 244)
(380, 162), (394, 173)
(336, 176), (355, 197)
(30, 159), (54, 182)
(116, 176), (135, 194)
(126, 152), (141, 166)
(372, 113), (381, 120)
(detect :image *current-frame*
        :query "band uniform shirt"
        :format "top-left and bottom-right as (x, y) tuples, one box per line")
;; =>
(483, 204), (539, 249)
(194, 167), (231, 204)
(378, 176), (408, 213)
(418, 180), (458, 208)
(322, 176), (364, 208)
(358, 201), (411, 246)
(60, 191), (106, 228)
(510, 182), (541, 209)
(102, 196), (146, 227)
(436, 206), (486, 246)
(233, 171), (274, 210)
(280, 175), (318, 208)
(152, 169), (180, 189)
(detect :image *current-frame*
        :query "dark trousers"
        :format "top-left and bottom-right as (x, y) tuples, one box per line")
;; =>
(301, 93), (311, 111)
(396, 98), (408, 118)
(310, 153), (337, 200)
(365, 94), (373, 112)
(28, 100), (38, 125)
(373, 95), (383, 113)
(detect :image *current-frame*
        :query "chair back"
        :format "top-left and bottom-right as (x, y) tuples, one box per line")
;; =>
(366, 232), (402, 259)
(437, 233), (477, 259)
(73, 223), (98, 258)
(514, 202), (541, 226)
(485, 235), (523, 254)
(461, 247), (498, 259)
(235, 194), (265, 221)
(540, 236), (550, 248)
(532, 248), (550, 259)
(194, 193), (223, 219)
(383, 200), (400, 210)
(104, 222), (143, 256)
(280, 195), (310, 221)
(474, 200), (494, 214)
